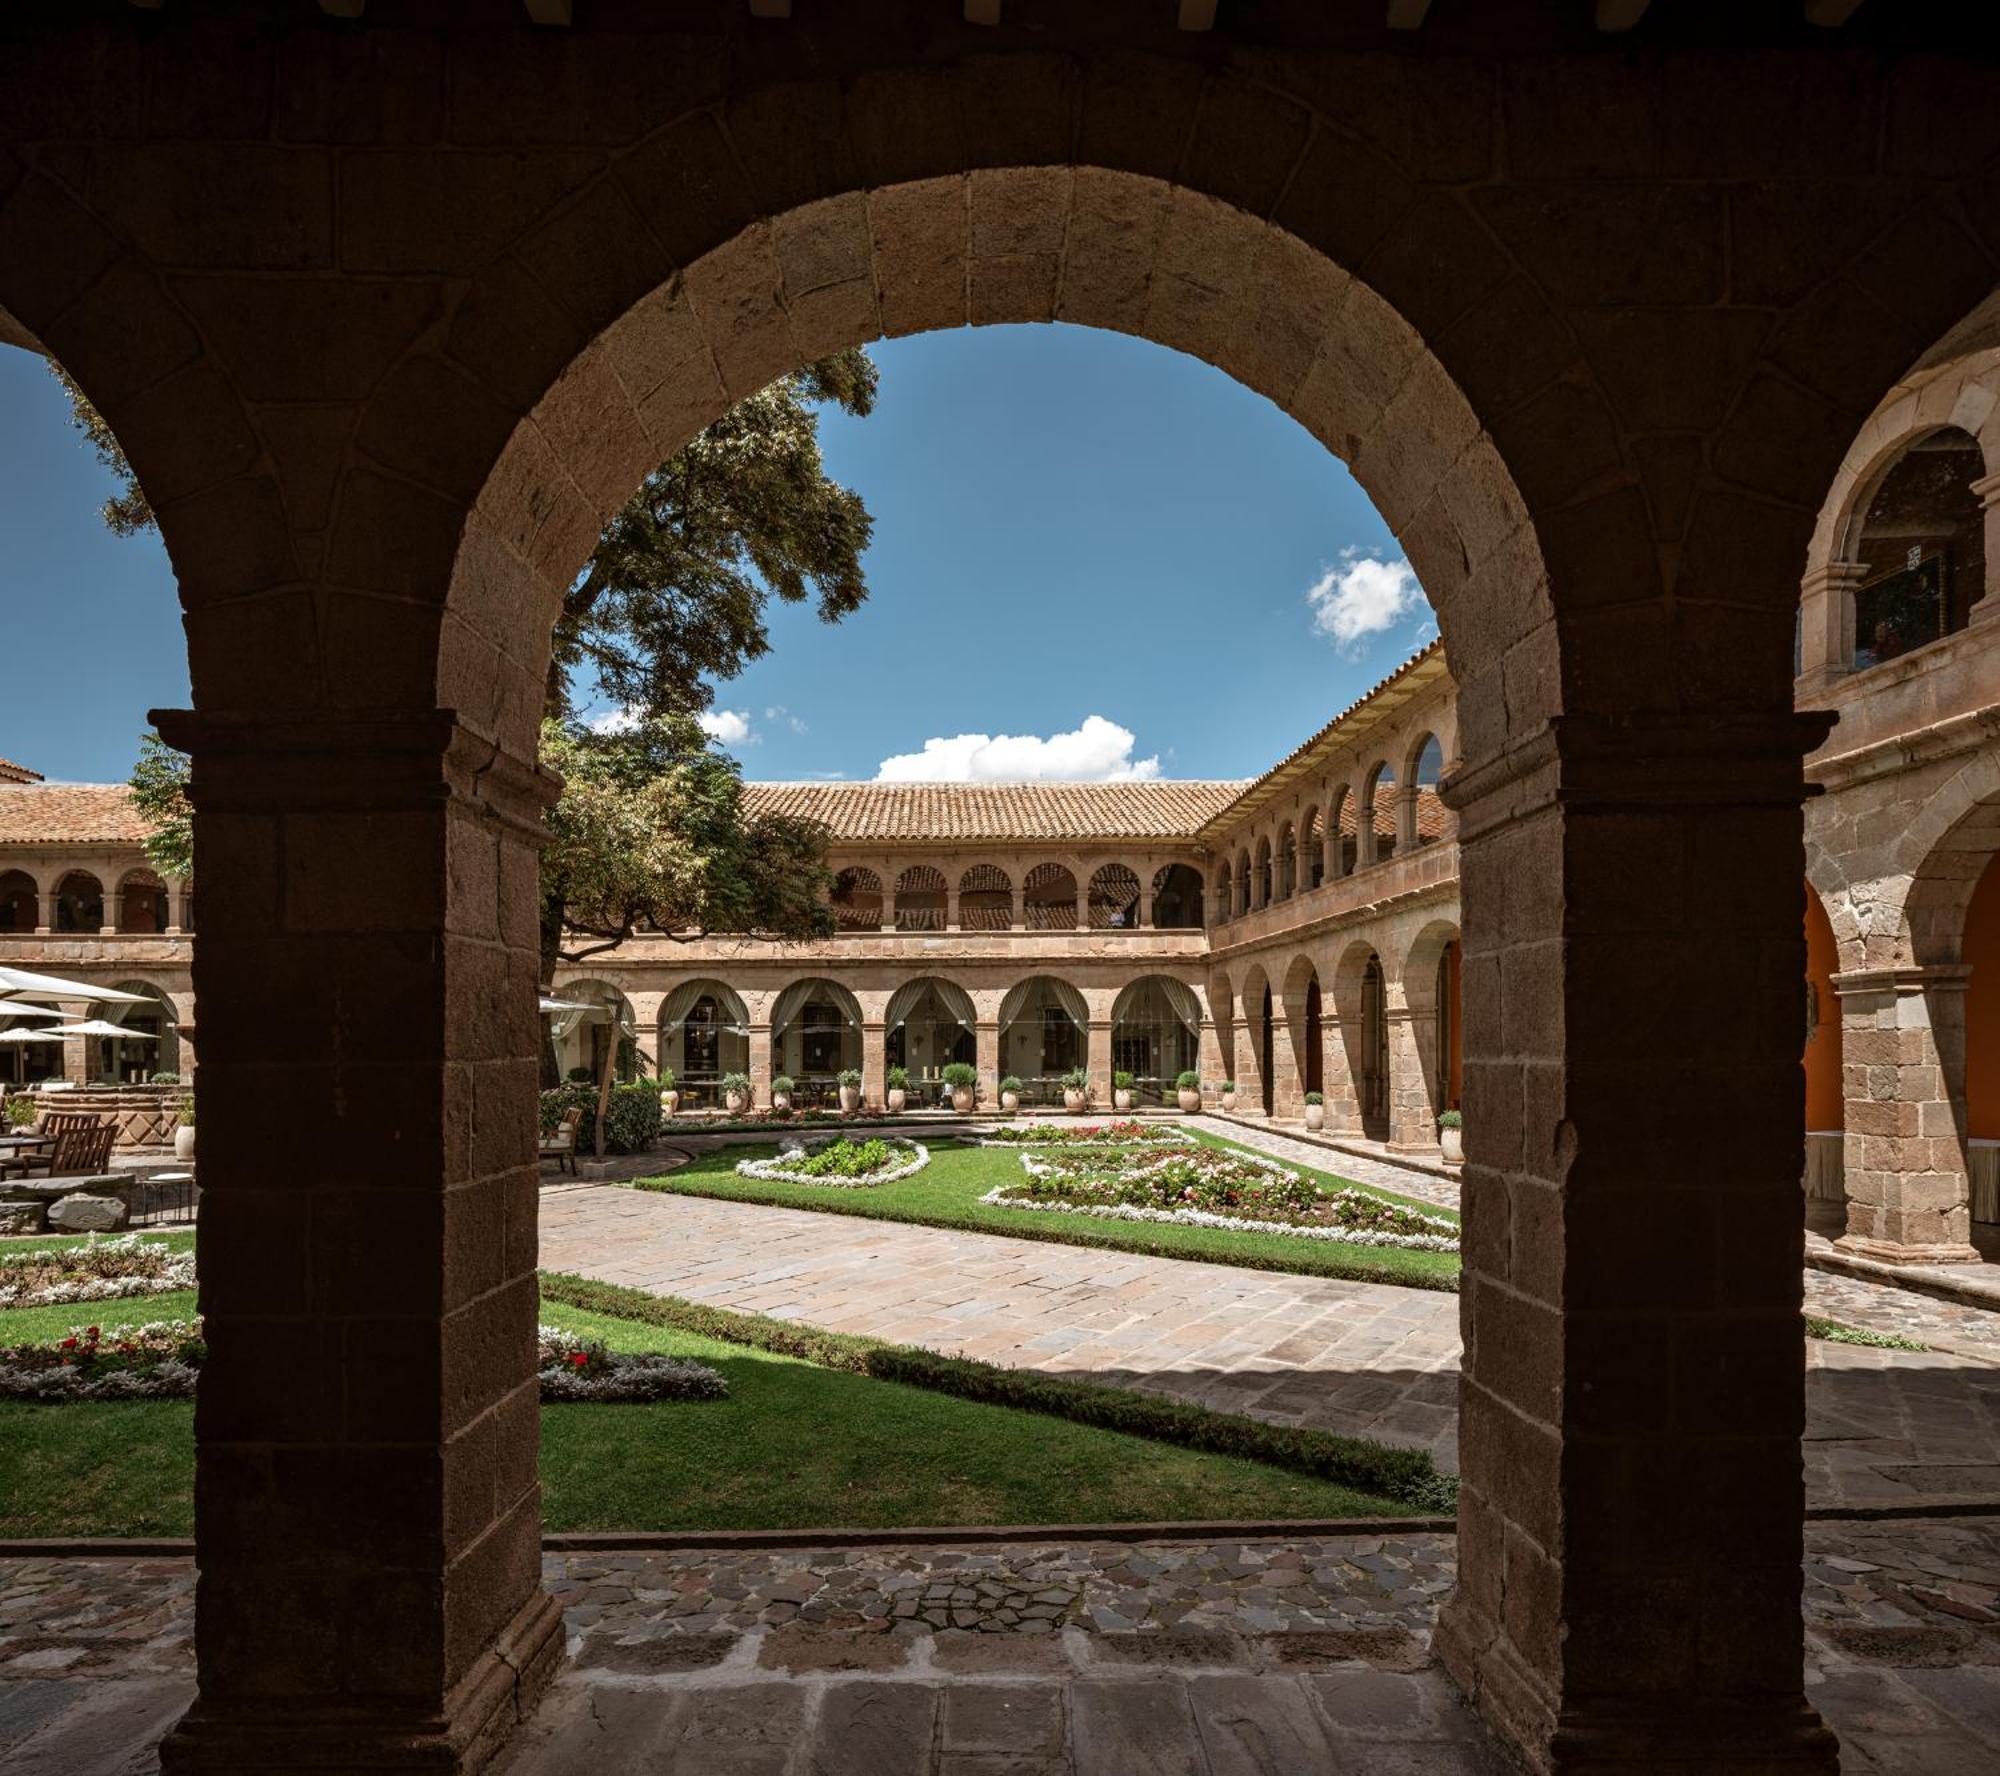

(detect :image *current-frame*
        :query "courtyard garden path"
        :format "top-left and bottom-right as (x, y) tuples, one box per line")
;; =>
(538, 1184), (2000, 1510)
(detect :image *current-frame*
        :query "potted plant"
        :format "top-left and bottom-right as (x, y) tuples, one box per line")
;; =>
(657, 1066), (678, 1118)
(1113, 1070), (1136, 1113)
(1061, 1067), (1089, 1114)
(720, 1071), (752, 1116)
(836, 1067), (863, 1114)
(174, 1093), (196, 1162)
(1304, 1089), (1325, 1132)
(1220, 1079), (1238, 1113)
(1439, 1107), (1463, 1163)
(1000, 1075), (1023, 1114)
(772, 1075), (795, 1112)
(941, 1060), (976, 1113)
(885, 1065), (908, 1114)
(1175, 1069), (1202, 1114)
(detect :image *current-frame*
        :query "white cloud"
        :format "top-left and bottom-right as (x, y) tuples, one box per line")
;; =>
(876, 715), (1161, 783)
(697, 708), (754, 746)
(1305, 552), (1429, 654)
(587, 706), (640, 735)
(766, 704), (810, 735)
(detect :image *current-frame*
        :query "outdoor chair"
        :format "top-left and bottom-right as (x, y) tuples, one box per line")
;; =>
(15, 1118), (116, 1180)
(539, 1106), (583, 1175)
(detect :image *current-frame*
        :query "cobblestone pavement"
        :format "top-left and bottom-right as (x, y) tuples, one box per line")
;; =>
(1805, 1256), (2000, 1360)
(540, 1184), (1464, 1469)
(10, 1520), (2000, 1773)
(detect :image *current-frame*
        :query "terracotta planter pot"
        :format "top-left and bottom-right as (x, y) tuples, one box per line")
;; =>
(1177, 1089), (1201, 1114)
(886, 1088), (905, 1114)
(1063, 1089), (1087, 1114)
(1114, 1090), (1134, 1112)
(951, 1086), (974, 1113)
(724, 1090), (749, 1116)
(772, 1093), (791, 1113)
(839, 1085), (861, 1114)
(659, 1091), (678, 1118)
(1221, 1092), (1238, 1113)
(1000, 1091), (1020, 1113)
(1441, 1125), (1464, 1163)
(1304, 1105), (1325, 1131)
(174, 1125), (196, 1162)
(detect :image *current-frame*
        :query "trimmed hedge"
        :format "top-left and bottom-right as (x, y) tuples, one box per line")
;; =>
(540, 1082), (662, 1155)
(537, 1271), (1457, 1513)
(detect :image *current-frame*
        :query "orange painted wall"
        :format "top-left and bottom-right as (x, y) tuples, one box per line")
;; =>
(1968, 854), (1999, 1141)
(1804, 884), (1843, 1130)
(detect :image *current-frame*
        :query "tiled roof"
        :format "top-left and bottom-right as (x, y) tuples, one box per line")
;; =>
(0, 783), (154, 845)
(0, 758), (43, 785)
(743, 780), (1249, 843)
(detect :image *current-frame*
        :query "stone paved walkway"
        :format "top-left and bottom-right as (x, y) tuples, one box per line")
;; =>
(9, 1518), (2000, 1774)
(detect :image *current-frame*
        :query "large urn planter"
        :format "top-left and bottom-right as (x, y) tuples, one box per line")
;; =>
(659, 1089), (679, 1118)
(886, 1088), (906, 1114)
(1439, 1114), (1464, 1163)
(173, 1124), (196, 1163)
(724, 1090), (749, 1116)
(1113, 1090), (1134, 1113)
(1220, 1084), (1238, 1113)
(1177, 1088), (1202, 1115)
(1063, 1090), (1087, 1114)
(1304, 1094), (1325, 1132)
(951, 1087), (974, 1114)
(838, 1074), (863, 1114)
(1000, 1080), (1021, 1114)
(772, 1092), (792, 1113)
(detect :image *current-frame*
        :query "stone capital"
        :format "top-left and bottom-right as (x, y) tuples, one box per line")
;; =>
(1831, 963), (1972, 1000)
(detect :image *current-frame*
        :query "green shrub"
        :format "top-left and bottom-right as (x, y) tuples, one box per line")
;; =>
(148, 1070), (182, 1086)
(1221, 1079), (1238, 1093)
(1000, 1075), (1024, 1094)
(656, 1067), (675, 1091)
(176, 1095), (195, 1129)
(885, 1065), (909, 1090)
(3, 1096), (39, 1130)
(772, 1075), (796, 1096)
(1438, 1109), (1463, 1129)
(719, 1072), (752, 1096)
(1062, 1067), (1089, 1090)
(836, 1068), (863, 1087)
(1175, 1070), (1200, 1091)
(537, 1082), (661, 1154)
(1305, 1090), (1324, 1106)
(566, 1066), (594, 1084)
(941, 1061), (976, 1089)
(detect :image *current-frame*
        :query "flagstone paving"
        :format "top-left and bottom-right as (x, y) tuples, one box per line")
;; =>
(8, 1518), (2000, 1774)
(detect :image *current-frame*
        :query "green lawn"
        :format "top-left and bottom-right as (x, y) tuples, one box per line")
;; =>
(0, 1286), (1408, 1538)
(637, 1133), (1461, 1290)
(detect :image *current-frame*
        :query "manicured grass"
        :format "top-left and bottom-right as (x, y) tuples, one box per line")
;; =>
(635, 1133), (1462, 1291)
(0, 1290), (199, 1345)
(0, 1230), (196, 1257)
(0, 1285), (1410, 1537)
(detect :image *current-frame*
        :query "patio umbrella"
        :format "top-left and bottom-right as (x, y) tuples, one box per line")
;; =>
(41, 1019), (158, 1041)
(539, 996), (600, 1015)
(0, 1027), (66, 1042)
(0, 966), (151, 1006)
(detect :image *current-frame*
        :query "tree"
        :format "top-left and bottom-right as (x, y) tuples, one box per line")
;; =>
(51, 364), (153, 536)
(128, 732), (194, 882)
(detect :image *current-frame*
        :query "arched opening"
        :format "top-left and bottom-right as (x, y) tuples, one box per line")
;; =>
(893, 864), (948, 933)
(958, 864), (1012, 932)
(997, 975), (1088, 1106)
(1109, 975), (1201, 1105)
(1335, 945), (1391, 1143)
(1803, 882), (1846, 1222)
(1151, 863), (1204, 930)
(54, 869), (103, 933)
(1300, 808), (1323, 893)
(1235, 849), (1253, 916)
(546, 980), (641, 1088)
(885, 976), (976, 1101)
(1332, 786), (1357, 877)
(1087, 862), (1140, 930)
(102, 979), (180, 1082)
(1850, 425), (1986, 670)
(830, 866), (884, 933)
(1965, 855), (1999, 1232)
(1022, 862), (1078, 932)
(1213, 858), (1232, 926)
(1410, 735), (1445, 848)
(772, 978), (865, 1106)
(658, 980), (750, 1110)
(1404, 921), (1463, 1145)
(116, 868), (170, 934)
(1275, 822), (1296, 901)
(1306, 977), (1324, 1100)
(1280, 955), (1323, 1119)
(0, 870), (37, 932)
(1362, 764), (1398, 866)
(1260, 982), (1275, 1118)
(1253, 835), (1273, 908)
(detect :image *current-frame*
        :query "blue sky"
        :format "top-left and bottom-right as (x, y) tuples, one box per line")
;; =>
(0, 324), (1435, 786)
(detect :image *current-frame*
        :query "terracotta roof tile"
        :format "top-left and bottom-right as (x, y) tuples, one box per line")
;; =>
(0, 783), (154, 845)
(743, 780), (1247, 843)
(0, 758), (44, 785)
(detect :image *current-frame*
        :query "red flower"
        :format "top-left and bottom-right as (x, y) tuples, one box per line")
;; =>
(59, 1337), (77, 1350)
(568, 1351), (588, 1368)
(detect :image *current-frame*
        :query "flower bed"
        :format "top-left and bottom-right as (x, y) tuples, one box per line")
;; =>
(0, 1318), (204, 1401)
(973, 1120), (1191, 1149)
(536, 1325), (728, 1403)
(735, 1136), (930, 1187)
(0, 1234), (196, 1310)
(985, 1145), (1460, 1252)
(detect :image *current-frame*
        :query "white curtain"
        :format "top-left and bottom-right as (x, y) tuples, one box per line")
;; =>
(1158, 976), (1202, 1032)
(661, 978), (748, 1034)
(887, 977), (975, 1030)
(772, 977), (862, 1034)
(1000, 976), (1088, 1029)
(1113, 974), (1199, 1033)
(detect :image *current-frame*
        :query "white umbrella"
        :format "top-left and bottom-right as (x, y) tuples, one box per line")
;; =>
(0, 1026), (66, 1043)
(50, 1019), (159, 1041)
(0, 966), (151, 1006)
(540, 996), (602, 1015)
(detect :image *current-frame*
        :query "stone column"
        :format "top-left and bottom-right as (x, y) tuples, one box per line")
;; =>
(1197, 1015), (1226, 1107)
(1386, 992), (1440, 1152)
(1139, 880), (1156, 929)
(35, 888), (53, 936)
(1073, 881), (1089, 933)
(946, 884), (961, 931)
(975, 1018), (1002, 1105)
(1232, 1001), (1265, 1115)
(1434, 706), (1839, 1775)
(1397, 783), (1423, 852)
(167, 877), (189, 935)
(860, 1019), (886, 1109)
(154, 710), (564, 1776)
(1832, 965), (1980, 1263)
(59, 998), (92, 1085)
(746, 1021), (773, 1108)
(1795, 559), (1865, 692)
(1086, 1019), (1113, 1109)
(1010, 881), (1025, 929)
(1974, 472), (2000, 627)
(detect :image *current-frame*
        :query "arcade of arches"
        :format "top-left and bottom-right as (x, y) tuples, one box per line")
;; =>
(5, 8), (2000, 1775)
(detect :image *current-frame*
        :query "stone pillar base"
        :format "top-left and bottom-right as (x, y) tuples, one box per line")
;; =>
(1832, 1233), (1982, 1267)
(1386, 1140), (1444, 1157)
(161, 1590), (565, 1776)
(1438, 1607), (1838, 1774)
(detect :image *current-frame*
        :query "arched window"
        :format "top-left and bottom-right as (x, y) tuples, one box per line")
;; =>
(545, 979), (641, 1086)
(894, 864), (948, 931)
(1254, 836), (1273, 908)
(1363, 764), (1397, 864)
(0, 871), (36, 932)
(829, 866), (883, 932)
(55, 871), (104, 933)
(771, 978), (864, 1101)
(1215, 858), (1233, 924)
(658, 980), (750, 1107)
(1088, 863), (1141, 929)
(1331, 787), (1356, 878)
(1236, 849), (1253, 916)
(1151, 863), (1205, 929)
(958, 863), (1013, 931)
(885, 976), (976, 1080)
(1023, 862), (1078, 931)
(102, 980), (181, 1082)
(997, 976), (1089, 1104)
(1410, 735), (1445, 848)
(117, 869), (170, 934)
(1275, 822), (1296, 901)
(1110, 976), (1202, 1104)
(1300, 808), (1323, 892)
(1851, 426), (1986, 669)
